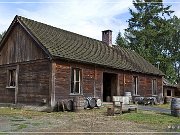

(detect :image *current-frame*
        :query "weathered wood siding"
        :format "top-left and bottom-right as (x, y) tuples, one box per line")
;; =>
(53, 60), (163, 102)
(0, 24), (47, 65)
(18, 60), (50, 105)
(0, 60), (50, 105)
(54, 61), (103, 101)
(0, 23), (50, 105)
(123, 73), (162, 97)
(0, 67), (15, 103)
(55, 62), (70, 100)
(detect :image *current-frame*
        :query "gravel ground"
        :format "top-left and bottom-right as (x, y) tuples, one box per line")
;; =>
(0, 109), (162, 134)
(0, 107), (166, 134)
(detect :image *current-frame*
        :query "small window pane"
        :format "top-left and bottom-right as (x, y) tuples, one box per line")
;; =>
(71, 68), (81, 94)
(152, 79), (157, 95)
(71, 82), (74, 93)
(9, 69), (16, 87)
(75, 82), (79, 93)
(76, 69), (80, 81)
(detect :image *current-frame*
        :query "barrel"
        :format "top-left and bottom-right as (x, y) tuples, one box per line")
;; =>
(84, 99), (89, 109)
(171, 98), (180, 117)
(87, 97), (96, 109)
(124, 92), (132, 102)
(64, 99), (73, 111)
(106, 96), (111, 102)
(73, 96), (84, 111)
(164, 96), (171, 104)
(95, 98), (102, 107)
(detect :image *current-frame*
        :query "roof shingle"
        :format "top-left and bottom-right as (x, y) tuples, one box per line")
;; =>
(17, 15), (164, 76)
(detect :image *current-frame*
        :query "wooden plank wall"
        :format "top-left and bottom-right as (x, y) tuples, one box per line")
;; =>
(54, 61), (103, 101)
(0, 67), (15, 103)
(54, 60), (163, 102)
(18, 60), (50, 105)
(0, 24), (47, 65)
(0, 60), (50, 105)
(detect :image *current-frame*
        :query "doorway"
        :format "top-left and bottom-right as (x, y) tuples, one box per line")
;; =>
(103, 72), (118, 102)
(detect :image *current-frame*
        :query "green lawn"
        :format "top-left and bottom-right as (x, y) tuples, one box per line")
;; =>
(115, 110), (180, 132)
(0, 107), (179, 132)
(155, 103), (171, 109)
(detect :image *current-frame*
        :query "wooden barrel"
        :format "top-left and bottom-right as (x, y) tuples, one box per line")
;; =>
(73, 96), (84, 111)
(106, 96), (111, 102)
(95, 98), (102, 107)
(64, 99), (73, 111)
(84, 99), (89, 109)
(87, 97), (96, 109)
(164, 96), (171, 104)
(124, 92), (132, 102)
(171, 98), (180, 117)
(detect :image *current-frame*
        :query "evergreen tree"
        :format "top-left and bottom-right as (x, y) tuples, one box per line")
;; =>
(125, 0), (173, 63)
(168, 16), (180, 83)
(0, 30), (6, 41)
(125, 0), (178, 83)
(115, 31), (128, 48)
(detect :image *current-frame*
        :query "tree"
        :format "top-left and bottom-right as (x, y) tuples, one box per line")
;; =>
(115, 31), (128, 48)
(168, 16), (180, 83)
(125, 0), (178, 83)
(125, 0), (174, 63)
(0, 30), (6, 41)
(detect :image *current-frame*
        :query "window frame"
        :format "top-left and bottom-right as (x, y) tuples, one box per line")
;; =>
(133, 76), (138, 95)
(152, 79), (157, 95)
(7, 68), (16, 88)
(70, 68), (81, 94)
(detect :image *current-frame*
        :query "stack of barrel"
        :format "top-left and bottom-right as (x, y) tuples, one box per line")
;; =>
(84, 97), (102, 109)
(56, 97), (102, 112)
(171, 98), (180, 117)
(56, 99), (74, 112)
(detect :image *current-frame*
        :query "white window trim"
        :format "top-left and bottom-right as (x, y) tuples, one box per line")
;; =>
(152, 79), (157, 95)
(71, 68), (81, 94)
(133, 76), (138, 95)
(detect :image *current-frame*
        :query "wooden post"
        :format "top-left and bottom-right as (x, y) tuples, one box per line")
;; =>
(107, 107), (114, 116)
(15, 65), (19, 104)
(135, 101), (138, 113)
(120, 102), (123, 114)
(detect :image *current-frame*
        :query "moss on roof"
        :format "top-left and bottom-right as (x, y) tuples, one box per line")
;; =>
(16, 15), (164, 76)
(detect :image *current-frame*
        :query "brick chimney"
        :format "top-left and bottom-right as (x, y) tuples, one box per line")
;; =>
(102, 30), (112, 46)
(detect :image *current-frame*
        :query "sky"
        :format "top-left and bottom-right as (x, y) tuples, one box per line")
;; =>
(1, 0), (180, 44)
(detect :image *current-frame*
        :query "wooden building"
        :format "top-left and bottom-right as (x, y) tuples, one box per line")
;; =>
(0, 16), (165, 108)
(163, 79), (178, 103)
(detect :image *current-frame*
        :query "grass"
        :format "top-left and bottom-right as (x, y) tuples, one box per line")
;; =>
(16, 124), (28, 130)
(0, 107), (179, 132)
(154, 103), (171, 109)
(115, 110), (180, 132)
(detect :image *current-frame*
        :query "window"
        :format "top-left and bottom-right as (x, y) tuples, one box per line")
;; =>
(133, 76), (138, 95)
(152, 79), (157, 95)
(8, 69), (16, 87)
(167, 90), (172, 96)
(71, 68), (81, 94)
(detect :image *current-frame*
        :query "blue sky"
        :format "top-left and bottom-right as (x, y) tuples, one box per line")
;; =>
(0, 0), (180, 44)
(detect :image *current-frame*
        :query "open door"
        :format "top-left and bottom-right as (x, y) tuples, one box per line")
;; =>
(103, 72), (118, 102)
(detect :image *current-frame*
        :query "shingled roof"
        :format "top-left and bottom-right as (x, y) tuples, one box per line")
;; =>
(3, 15), (164, 76)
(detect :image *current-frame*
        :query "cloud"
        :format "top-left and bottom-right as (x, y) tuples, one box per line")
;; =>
(0, 0), (132, 44)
